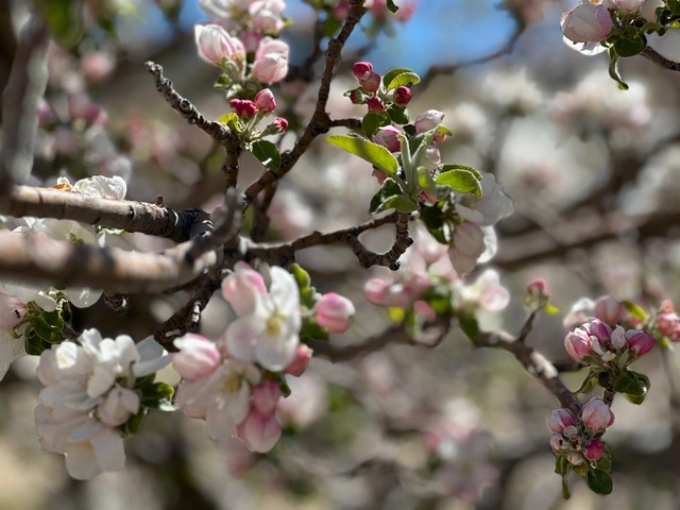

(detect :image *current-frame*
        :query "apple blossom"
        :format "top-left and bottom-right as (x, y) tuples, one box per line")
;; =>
(456, 173), (514, 227)
(626, 330), (655, 357)
(560, 2), (613, 44)
(254, 88), (276, 113)
(230, 98), (257, 118)
(367, 96), (386, 112)
(251, 37), (289, 83)
(251, 381), (281, 415)
(594, 295), (626, 325)
(222, 263), (302, 371)
(249, 0), (286, 33)
(372, 126), (402, 152)
(358, 71), (381, 93)
(581, 397), (615, 431)
(172, 334), (222, 380)
(236, 408), (282, 453)
(414, 109), (445, 134)
(607, 0), (645, 13)
(194, 24), (246, 69)
(584, 438), (606, 461)
(284, 344), (313, 377)
(353, 61), (373, 79)
(314, 292), (356, 333)
(547, 408), (576, 434)
(450, 221), (486, 274)
(565, 327), (594, 361)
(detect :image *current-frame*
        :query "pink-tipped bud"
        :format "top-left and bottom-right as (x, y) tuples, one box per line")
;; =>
(284, 345), (313, 377)
(394, 86), (412, 106)
(583, 319), (612, 345)
(367, 97), (386, 113)
(353, 61), (373, 79)
(358, 71), (381, 93)
(172, 334), (222, 380)
(251, 381), (281, 415)
(626, 330), (655, 357)
(527, 278), (547, 294)
(560, 2), (613, 44)
(254, 88), (276, 114)
(348, 89), (365, 104)
(547, 408), (577, 434)
(414, 109), (445, 134)
(594, 295), (626, 325)
(564, 329), (593, 362)
(372, 126), (402, 152)
(195, 23), (246, 68)
(272, 117), (288, 132)
(584, 438), (606, 461)
(230, 99), (257, 118)
(315, 293), (355, 334)
(237, 410), (282, 453)
(581, 398), (615, 431)
(252, 37), (289, 83)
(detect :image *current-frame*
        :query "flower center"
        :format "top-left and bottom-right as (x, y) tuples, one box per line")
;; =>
(223, 374), (241, 394)
(266, 313), (284, 337)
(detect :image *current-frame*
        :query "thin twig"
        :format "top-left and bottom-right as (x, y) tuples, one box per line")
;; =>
(347, 211), (412, 270)
(641, 46), (680, 72)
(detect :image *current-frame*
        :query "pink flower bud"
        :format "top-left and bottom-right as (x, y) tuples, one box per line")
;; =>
(237, 410), (282, 453)
(230, 99), (257, 118)
(372, 126), (402, 152)
(414, 109), (445, 134)
(527, 278), (547, 294)
(272, 117), (288, 132)
(547, 408), (576, 434)
(581, 398), (614, 431)
(358, 71), (381, 93)
(353, 61), (373, 79)
(560, 2), (613, 44)
(0, 291), (26, 330)
(372, 168), (387, 184)
(594, 295), (625, 325)
(284, 344), (313, 377)
(583, 319), (612, 346)
(172, 334), (222, 380)
(252, 37), (289, 83)
(394, 86), (412, 106)
(348, 89), (364, 104)
(251, 381), (281, 415)
(564, 329), (593, 362)
(367, 97), (386, 113)
(254, 88), (276, 113)
(584, 438), (605, 461)
(626, 330), (655, 357)
(195, 23), (246, 68)
(315, 292), (356, 333)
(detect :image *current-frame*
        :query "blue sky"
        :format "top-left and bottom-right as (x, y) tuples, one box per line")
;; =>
(126, 0), (519, 76)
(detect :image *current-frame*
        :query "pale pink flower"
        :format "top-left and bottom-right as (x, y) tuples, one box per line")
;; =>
(172, 334), (222, 380)
(254, 88), (276, 113)
(414, 109), (445, 134)
(564, 328), (594, 362)
(561, 2), (612, 44)
(249, 0), (286, 33)
(251, 381), (281, 415)
(372, 126), (401, 152)
(222, 264), (301, 371)
(251, 37), (289, 83)
(450, 222), (485, 274)
(581, 397), (615, 431)
(314, 293), (355, 333)
(0, 290), (27, 329)
(194, 24), (246, 68)
(547, 408), (576, 434)
(606, 0), (645, 13)
(236, 409), (281, 453)
(593, 295), (625, 325)
(284, 345), (312, 377)
(96, 384), (140, 427)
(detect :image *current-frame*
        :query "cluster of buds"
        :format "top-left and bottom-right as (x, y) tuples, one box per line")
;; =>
(349, 61), (413, 113)
(654, 299), (680, 343)
(548, 398), (614, 466)
(564, 318), (655, 365)
(226, 88), (288, 138)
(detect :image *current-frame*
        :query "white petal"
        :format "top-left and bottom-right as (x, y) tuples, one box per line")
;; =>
(91, 428), (126, 472)
(255, 331), (298, 371)
(269, 267), (300, 315)
(225, 316), (264, 362)
(65, 441), (100, 480)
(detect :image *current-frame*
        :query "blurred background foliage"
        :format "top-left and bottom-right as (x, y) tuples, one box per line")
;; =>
(3, 0), (680, 508)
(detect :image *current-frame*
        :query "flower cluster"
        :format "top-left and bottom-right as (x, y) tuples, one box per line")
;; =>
(548, 398), (614, 467)
(172, 262), (352, 452)
(564, 318), (655, 364)
(349, 61), (413, 114)
(35, 330), (171, 479)
(227, 88), (288, 136)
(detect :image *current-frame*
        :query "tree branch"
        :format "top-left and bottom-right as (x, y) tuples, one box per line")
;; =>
(641, 46), (680, 72)
(0, 185), (209, 243)
(348, 211), (412, 270)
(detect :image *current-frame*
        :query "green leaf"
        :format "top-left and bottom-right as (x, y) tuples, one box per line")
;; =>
(386, 0), (398, 13)
(327, 135), (399, 176)
(300, 320), (329, 342)
(38, 0), (85, 48)
(458, 312), (480, 342)
(597, 371), (612, 389)
(141, 382), (174, 402)
(376, 194), (419, 213)
(120, 408), (149, 436)
(217, 112), (241, 133)
(586, 469), (613, 495)
(613, 34), (647, 57)
(624, 371), (650, 404)
(383, 68), (420, 90)
(251, 140), (281, 171)
(437, 164), (482, 181)
(387, 104), (410, 125)
(362, 112), (390, 138)
(435, 168), (482, 196)
(370, 179), (403, 214)
(621, 300), (646, 321)
(573, 462), (588, 477)
(607, 50), (629, 90)
(614, 369), (645, 396)
(596, 449), (612, 471)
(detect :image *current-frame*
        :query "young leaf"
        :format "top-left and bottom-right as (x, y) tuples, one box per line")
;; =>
(376, 194), (419, 213)
(251, 140), (281, 171)
(40, 0), (86, 48)
(437, 164), (482, 181)
(386, 0), (399, 13)
(607, 50), (629, 90)
(621, 300), (646, 321)
(586, 469), (613, 495)
(387, 104), (410, 125)
(327, 134), (399, 176)
(362, 112), (391, 138)
(614, 369), (647, 396)
(383, 68), (420, 89)
(435, 168), (482, 196)
(370, 179), (403, 213)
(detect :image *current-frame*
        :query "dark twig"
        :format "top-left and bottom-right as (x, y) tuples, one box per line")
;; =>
(517, 310), (537, 344)
(223, 139), (241, 189)
(250, 181), (277, 242)
(243, 0), (367, 203)
(103, 291), (129, 314)
(247, 211), (399, 266)
(0, 17), (49, 194)
(145, 61), (233, 141)
(307, 324), (414, 362)
(347, 211), (412, 270)
(1, 185), (209, 243)
(329, 118), (363, 130)
(641, 47), (680, 72)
